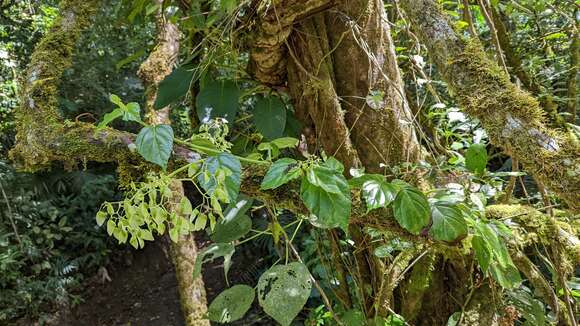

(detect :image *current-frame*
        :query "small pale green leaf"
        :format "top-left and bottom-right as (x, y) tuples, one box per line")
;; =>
(197, 153), (242, 203)
(258, 263), (312, 326)
(260, 158), (302, 190)
(253, 95), (287, 140)
(135, 124), (174, 169)
(393, 187), (430, 235)
(97, 108), (123, 129)
(270, 137), (299, 149)
(106, 219), (116, 236)
(96, 211), (107, 226)
(429, 201), (468, 242)
(208, 285), (255, 323)
(122, 102), (142, 122)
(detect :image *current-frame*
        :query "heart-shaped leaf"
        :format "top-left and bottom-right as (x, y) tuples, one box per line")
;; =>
(361, 179), (397, 211)
(261, 158), (302, 190)
(253, 95), (287, 140)
(198, 153), (242, 203)
(154, 66), (194, 109)
(429, 201), (467, 242)
(258, 262), (312, 326)
(135, 124), (174, 169)
(300, 166), (351, 231)
(465, 143), (488, 174)
(392, 187), (430, 235)
(211, 197), (253, 243)
(196, 78), (241, 124)
(208, 285), (255, 323)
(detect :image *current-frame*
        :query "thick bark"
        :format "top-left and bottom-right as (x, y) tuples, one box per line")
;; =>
(138, 4), (210, 325)
(324, 0), (421, 170)
(399, 0), (580, 211)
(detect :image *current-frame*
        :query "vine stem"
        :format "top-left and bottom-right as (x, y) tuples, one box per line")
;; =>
(173, 138), (270, 166)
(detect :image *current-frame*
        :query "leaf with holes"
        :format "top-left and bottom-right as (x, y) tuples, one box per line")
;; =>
(196, 78), (241, 124)
(154, 65), (194, 109)
(193, 243), (235, 280)
(429, 201), (467, 242)
(261, 158), (302, 190)
(135, 124), (174, 169)
(392, 187), (430, 235)
(258, 262), (312, 326)
(208, 285), (255, 323)
(253, 95), (287, 140)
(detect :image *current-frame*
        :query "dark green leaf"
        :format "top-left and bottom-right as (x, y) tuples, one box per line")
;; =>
(300, 168), (351, 230)
(193, 243), (235, 279)
(135, 124), (174, 169)
(261, 158), (302, 190)
(196, 78), (241, 124)
(154, 66), (194, 109)
(429, 201), (468, 242)
(208, 285), (255, 323)
(361, 179), (397, 211)
(211, 197), (253, 243)
(472, 235), (492, 272)
(258, 263), (312, 326)
(465, 143), (488, 174)
(253, 95), (287, 140)
(392, 187), (430, 234)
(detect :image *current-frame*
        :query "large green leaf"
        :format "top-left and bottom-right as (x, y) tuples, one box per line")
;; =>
(154, 66), (194, 109)
(300, 167), (351, 230)
(253, 95), (287, 140)
(429, 201), (467, 242)
(211, 197), (253, 243)
(197, 153), (242, 203)
(135, 124), (174, 169)
(260, 158), (302, 190)
(208, 285), (255, 323)
(258, 263), (312, 326)
(193, 243), (235, 279)
(465, 143), (488, 174)
(196, 78), (241, 124)
(361, 179), (397, 211)
(392, 187), (430, 235)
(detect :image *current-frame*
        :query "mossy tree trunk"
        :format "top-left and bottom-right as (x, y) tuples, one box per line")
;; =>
(137, 3), (210, 325)
(11, 0), (580, 325)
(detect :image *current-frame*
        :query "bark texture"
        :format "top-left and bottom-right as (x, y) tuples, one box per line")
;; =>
(137, 4), (210, 325)
(399, 0), (580, 211)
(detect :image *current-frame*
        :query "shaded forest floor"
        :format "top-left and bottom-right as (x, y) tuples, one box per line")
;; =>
(18, 233), (276, 326)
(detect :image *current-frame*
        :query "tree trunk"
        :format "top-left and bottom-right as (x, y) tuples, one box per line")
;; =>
(138, 4), (210, 324)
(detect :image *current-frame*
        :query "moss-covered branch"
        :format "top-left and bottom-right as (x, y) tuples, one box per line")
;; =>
(399, 0), (580, 211)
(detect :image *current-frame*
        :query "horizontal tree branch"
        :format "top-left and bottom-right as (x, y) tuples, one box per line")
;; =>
(399, 0), (580, 211)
